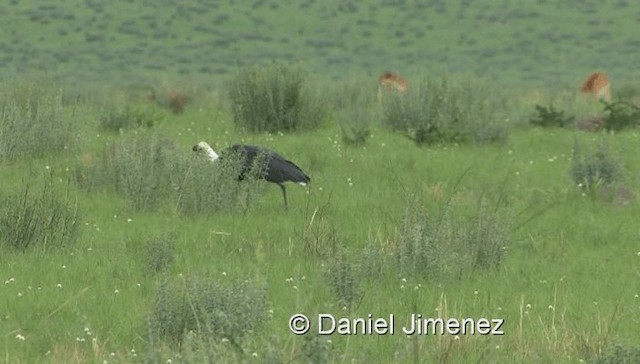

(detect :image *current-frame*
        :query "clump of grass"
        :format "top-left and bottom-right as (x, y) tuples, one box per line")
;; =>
(173, 147), (267, 215)
(98, 103), (162, 132)
(602, 101), (640, 132)
(227, 61), (325, 133)
(571, 141), (621, 191)
(325, 250), (361, 310)
(144, 233), (176, 274)
(301, 335), (332, 364)
(356, 242), (389, 281)
(74, 133), (181, 211)
(296, 204), (339, 257)
(331, 76), (378, 145)
(336, 98), (375, 146)
(0, 80), (77, 162)
(589, 343), (640, 364)
(339, 115), (372, 145)
(382, 76), (506, 145)
(529, 104), (575, 128)
(395, 195), (508, 280)
(0, 180), (79, 251)
(147, 275), (266, 349)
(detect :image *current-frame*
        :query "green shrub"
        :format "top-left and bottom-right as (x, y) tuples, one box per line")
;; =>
(144, 233), (176, 274)
(356, 242), (389, 281)
(148, 275), (266, 348)
(602, 101), (640, 132)
(396, 196), (508, 280)
(0, 80), (76, 162)
(0, 180), (79, 251)
(589, 343), (640, 364)
(227, 62), (325, 133)
(382, 76), (506, 145)
(173, 147), (268, 215)
(74, 133), (181, 211)
(325, 250), (360, 310)
(331, 76), (378, 145)
(571, 141), (621, 190)
(301, 335), (332, 364)
(98, 104), (162, 132)
(529, 104), (575, 128)
(295, 204), (339, 257)
(610, 83), (640, 102)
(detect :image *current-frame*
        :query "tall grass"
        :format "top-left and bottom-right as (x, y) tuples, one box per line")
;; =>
(74, 132), (182, 211)
(98, 100), (163, 132)
(331, 76), (379, 145)
(0, 80), (77, 162)
(0, 179), (79, 251)
(173, 147), (268, 215)
(147, 275), (267, 356)
(395, 194), (509, 280)
(381, 76), (507, 145)
(325, 250), (361, 310)
(227, 62), (326, 133)
(143, 232), (177, 275)
(571, 140), (621, 190)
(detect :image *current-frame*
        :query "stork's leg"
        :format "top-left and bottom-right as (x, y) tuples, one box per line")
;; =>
(278, 183), (288, 210)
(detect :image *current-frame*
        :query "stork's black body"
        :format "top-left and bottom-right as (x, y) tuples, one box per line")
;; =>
(192, 142), (310, 209)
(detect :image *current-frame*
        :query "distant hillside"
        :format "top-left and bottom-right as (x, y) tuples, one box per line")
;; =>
(2, 0), (638, 88)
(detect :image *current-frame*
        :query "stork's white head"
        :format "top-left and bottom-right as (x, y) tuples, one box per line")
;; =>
(192, 141), (219, 162)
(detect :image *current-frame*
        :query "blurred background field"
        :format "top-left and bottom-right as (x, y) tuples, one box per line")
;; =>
(2, 0), (639, 90)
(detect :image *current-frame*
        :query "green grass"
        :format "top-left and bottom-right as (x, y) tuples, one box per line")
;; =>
(2, 0), (640, 93)
(1, 1), (640, 362)
(0, 79), (639, 362)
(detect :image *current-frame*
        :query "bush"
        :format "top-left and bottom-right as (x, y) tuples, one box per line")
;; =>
(589, 343), (640, 364)
(227, 62), (325, 133)
(295, 204), (339, 257)
(144, 233), (176, 274)
(0, 80), (77, 162)
(301, 335), (332, 364)
(0, 180), (79, 251)
(173, 147), (267, 215)
(98, 104), (162, 132)
(337, 109), (373, 146)
(74, 133), (181, 211)
(571, 141), (621, 190)
(147, 275), (267, 349)
(325, 250), (361, 310)
(382, 76), (506, 145)
(396, 196), (508, 280)
(602, 101), (640, 132)
(529, 104), (575, 128)
(330, 76), (378, 145)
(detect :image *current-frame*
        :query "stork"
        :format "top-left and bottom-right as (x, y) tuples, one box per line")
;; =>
(192, 141), (310, 209)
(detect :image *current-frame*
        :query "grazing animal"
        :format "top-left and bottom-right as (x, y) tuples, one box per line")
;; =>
(378, 70), (408, 99)
(580, 72), (611, 102)
(192, 141), (310, 209)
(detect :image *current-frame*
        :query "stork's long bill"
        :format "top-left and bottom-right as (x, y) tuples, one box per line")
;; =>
(196, 141), (219, 162)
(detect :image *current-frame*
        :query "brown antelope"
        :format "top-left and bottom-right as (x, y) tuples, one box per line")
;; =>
(378, 71), (408, 97)
(580, 72), (611, 102)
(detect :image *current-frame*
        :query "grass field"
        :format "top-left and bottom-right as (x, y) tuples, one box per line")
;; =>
(1, 1), (640, 363)
(2, 0), (640, 89)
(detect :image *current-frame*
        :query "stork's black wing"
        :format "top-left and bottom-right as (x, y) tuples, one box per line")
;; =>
(228, 144), (310, 184)
(266, 153), (311, 185)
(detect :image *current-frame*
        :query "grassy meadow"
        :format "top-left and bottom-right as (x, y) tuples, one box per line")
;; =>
(2, 0), (640, 88)
(1, 1), (640, 363)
